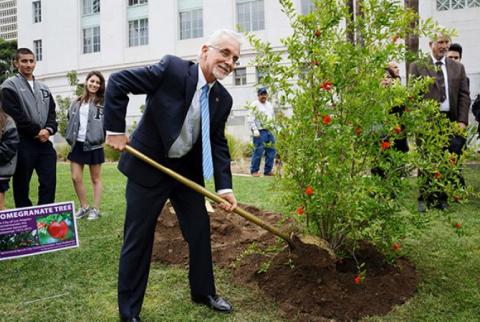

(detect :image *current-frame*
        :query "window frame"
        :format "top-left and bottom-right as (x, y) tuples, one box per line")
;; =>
(436, 0), (480, 10)
(128, 18), (149, 47)
(179, 7), (203, 40)
(32, 1), (42, 23)
(83, 0), (100, 16)
(128, 0), (148, 6)
(82, 26), (101, 54)
(236, 0), (265, 32)
(234, 67), (247, 86)
(33, 39), (42, 61)
(256, 66), (267, 85)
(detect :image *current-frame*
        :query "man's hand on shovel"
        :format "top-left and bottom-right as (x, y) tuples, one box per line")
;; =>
(106, 134), (130, 151)
(218, 192), (237, 212)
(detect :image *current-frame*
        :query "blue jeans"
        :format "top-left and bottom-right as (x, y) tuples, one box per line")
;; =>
(250, 129), (276, 174)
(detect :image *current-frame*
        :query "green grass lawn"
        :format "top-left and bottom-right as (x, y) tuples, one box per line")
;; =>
(1, 163), (480, 321)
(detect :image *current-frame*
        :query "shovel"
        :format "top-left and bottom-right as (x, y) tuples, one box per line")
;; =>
(124, 145), (335, 267)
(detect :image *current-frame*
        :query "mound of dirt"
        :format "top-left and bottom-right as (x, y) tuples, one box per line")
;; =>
(151, 203), (418, 321)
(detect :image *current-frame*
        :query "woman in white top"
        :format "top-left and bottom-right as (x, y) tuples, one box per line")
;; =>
(65, 71), (106, 220)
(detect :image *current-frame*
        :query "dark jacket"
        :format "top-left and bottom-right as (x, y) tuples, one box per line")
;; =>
(0, 116), (19, 179)
(1, 74), (57, 139)
(409, 57), (470, 124)
(103, 55), (233, 189)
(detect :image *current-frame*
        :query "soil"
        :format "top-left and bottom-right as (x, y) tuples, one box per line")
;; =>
(151, 203), (418, 321)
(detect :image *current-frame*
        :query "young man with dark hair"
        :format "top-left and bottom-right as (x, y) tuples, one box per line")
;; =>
(447, 43), (463, 62)
(1, 48), (57, 207)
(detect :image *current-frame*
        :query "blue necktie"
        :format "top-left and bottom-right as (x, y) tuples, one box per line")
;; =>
(200, 84), (213, 180)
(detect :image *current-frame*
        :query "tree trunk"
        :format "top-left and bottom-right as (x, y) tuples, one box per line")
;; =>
(404, 0), (419, 78)
(346, 0), (355, 43)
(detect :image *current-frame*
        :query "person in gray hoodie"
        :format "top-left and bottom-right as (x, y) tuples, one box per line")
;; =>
(65, 71), (106, 220)
(1, 48), (57, 208)
(0, 103), (19, 210)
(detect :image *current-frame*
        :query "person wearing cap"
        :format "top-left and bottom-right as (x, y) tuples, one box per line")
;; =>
(248, 87), (276, 177)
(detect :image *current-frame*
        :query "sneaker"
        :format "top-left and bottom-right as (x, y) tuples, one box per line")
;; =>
(75, 207), (90, 219)
(264, 172), (275, 176)
(251, 172), (261, 177)
(87, 208), (101, 220)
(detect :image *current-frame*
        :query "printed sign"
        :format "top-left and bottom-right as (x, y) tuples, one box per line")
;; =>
(0, 202), (79, 261)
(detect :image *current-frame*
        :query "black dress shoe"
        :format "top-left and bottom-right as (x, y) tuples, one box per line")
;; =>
(120, 316), (141, 322)
(191, 294), (233, 313)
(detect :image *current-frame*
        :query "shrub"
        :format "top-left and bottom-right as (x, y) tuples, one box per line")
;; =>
(226, 132), (250, 160)
(247, 0), (468, 256)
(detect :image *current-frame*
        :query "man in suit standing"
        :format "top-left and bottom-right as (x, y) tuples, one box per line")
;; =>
(103, 29), (241, 321)
(409, 32), (470, 212)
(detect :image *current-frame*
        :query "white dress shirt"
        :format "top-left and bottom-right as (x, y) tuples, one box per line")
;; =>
(168, 65), (210, 158)
(431, 54), (450, 112)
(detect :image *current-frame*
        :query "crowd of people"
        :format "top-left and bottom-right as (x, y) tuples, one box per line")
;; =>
(0, 28), (478, 321)
(0, 48), (107, 221)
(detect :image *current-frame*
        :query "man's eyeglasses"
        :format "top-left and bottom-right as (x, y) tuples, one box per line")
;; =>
(209, 46), (240, 66)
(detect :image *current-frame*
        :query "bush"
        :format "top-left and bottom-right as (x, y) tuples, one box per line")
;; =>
(226, 132), (250, 160)
(247, 0), (466, 257)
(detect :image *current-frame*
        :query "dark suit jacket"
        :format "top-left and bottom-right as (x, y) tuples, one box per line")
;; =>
(408, 57), (470, 124)
(103, 55), (233, 190)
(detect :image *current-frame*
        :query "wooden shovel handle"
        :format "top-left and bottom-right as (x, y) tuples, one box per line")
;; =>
(124, 145), (293, 245)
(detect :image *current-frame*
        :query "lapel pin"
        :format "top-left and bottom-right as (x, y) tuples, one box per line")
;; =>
(215, 97), (219, 102)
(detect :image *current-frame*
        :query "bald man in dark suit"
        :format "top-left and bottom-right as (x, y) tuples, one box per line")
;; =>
(409, 33), (471, 212)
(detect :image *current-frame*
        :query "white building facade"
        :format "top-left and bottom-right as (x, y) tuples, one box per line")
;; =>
(15, 0), (480, 142)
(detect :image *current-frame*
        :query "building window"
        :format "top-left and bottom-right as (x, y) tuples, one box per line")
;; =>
(83, 26), (101, 53)
(179, 8), (203, 40)
(436, 0), (479, 10)
(128, 0), (148, 5)
(178, 0), (203, 40)
(256, 66), (267, 85)
(467, 0), (480, 6)
(32, 1), (41, 23)
(234, 67), (247, 86)
(237, 0), (264, 32)
(452, 0), (465, 8)
(129, 18), (148, 47)
(34, 40), (42, 61)
(83, 0), (100, 15)
(301, 0), (314, 15)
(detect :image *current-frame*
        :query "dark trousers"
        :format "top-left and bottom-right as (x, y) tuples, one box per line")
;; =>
(250, 129), (276, 174)
(13, 138), (57, 207)
(118, 178), (215, 319)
